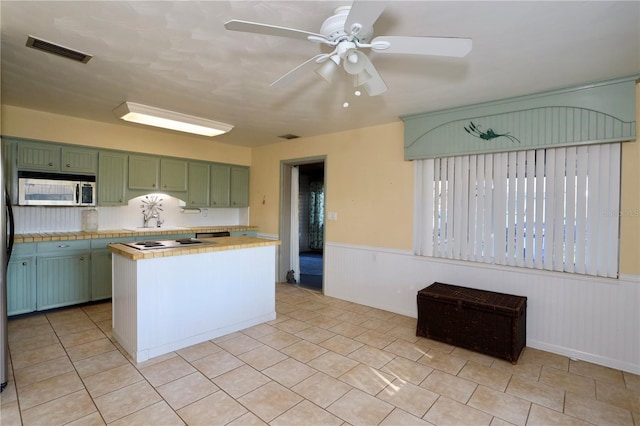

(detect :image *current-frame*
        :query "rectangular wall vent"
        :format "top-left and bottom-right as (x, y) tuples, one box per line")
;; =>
(26, 36), (92, 64)
(278, 134), (300, 140)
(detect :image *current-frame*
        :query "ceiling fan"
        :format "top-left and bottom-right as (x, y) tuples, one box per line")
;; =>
(224, 1), (472, 96)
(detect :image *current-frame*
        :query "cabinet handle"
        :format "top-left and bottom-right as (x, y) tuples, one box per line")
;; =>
(79, 256), (85, 261)
(66, 164), (71, 167)
(22, 261), (27, 266)
(57, 244), (70, 248)
(48, 162), (54, 166)
(152, 183), (156, 187)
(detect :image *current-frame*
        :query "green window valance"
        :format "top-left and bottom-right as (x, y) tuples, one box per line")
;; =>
(402, 75), (638, 160)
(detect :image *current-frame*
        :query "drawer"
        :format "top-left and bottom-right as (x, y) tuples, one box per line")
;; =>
(37, 240), (91, 253)
(11, 242), (36, 256)
(230, 230), (258, 237)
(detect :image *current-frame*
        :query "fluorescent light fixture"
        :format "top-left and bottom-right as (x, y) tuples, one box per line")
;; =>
(113, 102), (233, 137)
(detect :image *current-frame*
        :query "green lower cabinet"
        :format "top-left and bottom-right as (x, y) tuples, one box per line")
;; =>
(89, 236), (134, 301)
(91, 250), (112, 301)
(36, 253), (90, 311)
(7, 256), (37, 316)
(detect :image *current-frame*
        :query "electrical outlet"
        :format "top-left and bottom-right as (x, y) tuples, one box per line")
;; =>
(327, 211), (338, 221)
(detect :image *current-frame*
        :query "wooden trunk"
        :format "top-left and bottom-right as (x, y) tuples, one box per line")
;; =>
(417, 282), (527, 363)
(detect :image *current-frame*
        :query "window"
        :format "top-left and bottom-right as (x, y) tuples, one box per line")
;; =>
(414, 143), (621, 278)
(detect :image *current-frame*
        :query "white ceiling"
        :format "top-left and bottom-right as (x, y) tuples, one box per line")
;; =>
(1, 1), (638, 148)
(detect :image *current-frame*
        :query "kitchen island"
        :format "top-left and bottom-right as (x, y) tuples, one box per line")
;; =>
(108, 236), (280, 363)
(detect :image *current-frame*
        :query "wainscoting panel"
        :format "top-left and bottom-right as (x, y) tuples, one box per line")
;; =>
(324, 242), (640, 374)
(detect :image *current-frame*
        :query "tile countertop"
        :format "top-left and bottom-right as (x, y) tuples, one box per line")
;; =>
(14, 226), (259, 243)
(108, 236), (281, 261)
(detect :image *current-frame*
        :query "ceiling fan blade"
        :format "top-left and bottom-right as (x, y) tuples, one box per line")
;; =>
(224, 20), (325, 41)
(371, 35), (472, 57)
(356, 54), (387, 96)
(271, 54), (327, 88)
(344, 1), (386, 37)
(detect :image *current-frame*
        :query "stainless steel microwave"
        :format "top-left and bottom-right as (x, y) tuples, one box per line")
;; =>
(18, 171), (96, 206)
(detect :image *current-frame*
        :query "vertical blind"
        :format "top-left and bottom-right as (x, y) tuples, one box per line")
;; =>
(414, 143), (621, 278)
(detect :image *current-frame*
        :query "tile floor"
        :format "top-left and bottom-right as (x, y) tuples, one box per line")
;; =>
(1, 283), (639, 425)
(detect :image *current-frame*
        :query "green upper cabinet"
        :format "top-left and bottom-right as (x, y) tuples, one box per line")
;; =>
(210, 165), (249, 208)
(61, 147), (98, 174)
(98, 151), (128, 206)
(17, 141), (97, 174)
(187, 162), (210, 207)
(210, 164), (231, 207)
(160, 158), (188, 192)
(128, 155), (187, 193)
(128, 155), (160, 190)
(17, 141), (60, 171)
(230, 166), (249, 207)
(7, 138), (249, 207)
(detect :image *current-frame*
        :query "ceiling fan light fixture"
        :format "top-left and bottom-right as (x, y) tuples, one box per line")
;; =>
(352, 69), (372, 87)
(113, 102), (233, 137)
(363, 78), (387, 96)
(315, 58), (340, 83)
(343, 49), (367, 75)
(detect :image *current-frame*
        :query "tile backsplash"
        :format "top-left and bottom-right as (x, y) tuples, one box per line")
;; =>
(12, 194), (249, 233)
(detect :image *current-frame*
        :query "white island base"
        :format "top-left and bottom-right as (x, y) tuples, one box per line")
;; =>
(111, 244), (276, 363)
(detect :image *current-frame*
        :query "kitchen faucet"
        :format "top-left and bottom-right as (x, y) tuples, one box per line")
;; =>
(143, 212), (163, 228)
(141, 195), (164, 228)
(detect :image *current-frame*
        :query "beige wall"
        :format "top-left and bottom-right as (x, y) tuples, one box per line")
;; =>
(251, 107), (640, 276)
(618, 84), (640, 275)
(250, 122), (415, 250)
(1, 105), (251, 165)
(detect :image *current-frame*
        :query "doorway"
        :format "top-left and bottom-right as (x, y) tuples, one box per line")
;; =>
(279, 158), (326, 291)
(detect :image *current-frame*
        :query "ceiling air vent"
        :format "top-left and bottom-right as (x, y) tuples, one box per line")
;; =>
(278, 134), (300, 140)
(26, 35), (92, 64)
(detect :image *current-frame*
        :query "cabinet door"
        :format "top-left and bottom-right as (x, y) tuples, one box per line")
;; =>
(230, 166), (249, 207)
(187, 162), (210, 207)
(98, 152), (128, 205)
(160, 158), (188, 192)
(7, 256), (36, 316)
(37, 254), (90, 310)
(128, 155), (160, 190)
(17, 142), (59, 171)
(210, 164), (230, 207)
(4, 139), (18, 204)
(91, 250), (112, 301)
(61, 147), (97, 174)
